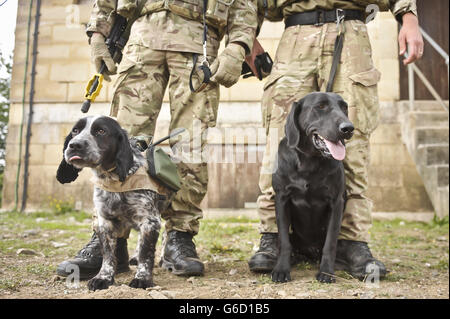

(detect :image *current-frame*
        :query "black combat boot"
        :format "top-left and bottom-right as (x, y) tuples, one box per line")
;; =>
(56, 233), (130, 280)
(335, 239), (387, 280)
(160, 230), (204, 276)
(248, 233), (278, 273)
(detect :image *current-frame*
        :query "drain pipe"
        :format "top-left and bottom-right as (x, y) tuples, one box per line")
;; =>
(20, 0), (41, 212)
(14, 0), (33, 212)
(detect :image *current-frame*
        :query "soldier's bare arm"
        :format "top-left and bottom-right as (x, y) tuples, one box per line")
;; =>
(389, 0), (424, 65)
(398, 12), (424, 65)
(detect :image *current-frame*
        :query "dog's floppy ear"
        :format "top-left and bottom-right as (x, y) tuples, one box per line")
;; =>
(285, 99), (303, 150)
(56, 132), (81, 184)
(115, 129), (134, 182)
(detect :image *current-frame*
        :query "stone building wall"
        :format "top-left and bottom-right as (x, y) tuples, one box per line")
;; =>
(2, 0), (433, 214)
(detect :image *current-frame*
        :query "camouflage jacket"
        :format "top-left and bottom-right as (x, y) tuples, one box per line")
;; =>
(86, 0), (258, 57)
(259, 0), (417, 22)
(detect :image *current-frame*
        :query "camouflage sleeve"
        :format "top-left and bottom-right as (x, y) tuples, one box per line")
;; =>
(255, 0), (283, 36)
(256, 0), (266, 36)
(389, 0), (418, 23)
(86, 0), (118, 38)
(227, 0), (259, 54)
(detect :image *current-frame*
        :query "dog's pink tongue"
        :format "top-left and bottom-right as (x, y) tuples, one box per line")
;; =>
(323, 139), (346, 161)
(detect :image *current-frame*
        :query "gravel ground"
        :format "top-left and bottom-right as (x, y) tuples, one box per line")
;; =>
(0, 211), (448, 299)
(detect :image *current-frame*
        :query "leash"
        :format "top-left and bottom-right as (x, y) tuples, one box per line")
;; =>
(151, 128), (186, 147)
(326, 9), (346, 93)
(189, 0), (212, 93)
(135, 128), (186, 151)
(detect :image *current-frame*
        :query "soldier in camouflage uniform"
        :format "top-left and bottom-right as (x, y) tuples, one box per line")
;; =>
(57, 0), (258, 279)
(249, 0), (423, 279)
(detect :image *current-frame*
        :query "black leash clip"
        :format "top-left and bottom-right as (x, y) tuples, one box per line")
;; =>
(189, 53), (212, 93)
(189, 0), (212, 93)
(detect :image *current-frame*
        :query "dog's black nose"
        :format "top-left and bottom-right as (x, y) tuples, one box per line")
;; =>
(339, 122), (354, 138)
(68, 141), (84, 150)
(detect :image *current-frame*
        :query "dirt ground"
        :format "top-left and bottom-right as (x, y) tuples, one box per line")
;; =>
(0, 210), (448, 299)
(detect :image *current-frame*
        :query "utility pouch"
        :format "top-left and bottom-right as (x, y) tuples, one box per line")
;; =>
(205, 0), (235, 28)
(145, 128), (185, 192)
(142, 0), (234, 29)
(146, 146), (181, 192)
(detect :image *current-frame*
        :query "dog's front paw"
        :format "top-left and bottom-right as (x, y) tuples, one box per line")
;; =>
(272, 264), (292, 283)
(316, 272), (336, 284)
(129, 278), (154, 289)
(88, 276), (114, 291)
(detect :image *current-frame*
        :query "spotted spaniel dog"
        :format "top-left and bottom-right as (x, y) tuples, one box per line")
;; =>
(56, 116), (169, 291)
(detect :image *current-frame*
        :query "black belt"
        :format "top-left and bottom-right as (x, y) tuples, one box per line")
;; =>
(285, 9), (364, 29)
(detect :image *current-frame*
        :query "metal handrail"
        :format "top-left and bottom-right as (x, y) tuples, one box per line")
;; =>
(420, 27), (449, 66)
(407, 27), (449, 113)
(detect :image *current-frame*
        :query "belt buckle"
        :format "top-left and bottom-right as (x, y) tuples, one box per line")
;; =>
(314, 9), (325, 26)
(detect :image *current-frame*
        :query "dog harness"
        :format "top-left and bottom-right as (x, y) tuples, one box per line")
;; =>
(90, 163), (171, 195)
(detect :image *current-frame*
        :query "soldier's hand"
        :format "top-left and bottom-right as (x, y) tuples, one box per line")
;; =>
(210, 43), (246, 88)
(90, 32), (117, 81)
(398, 13), (424, 65)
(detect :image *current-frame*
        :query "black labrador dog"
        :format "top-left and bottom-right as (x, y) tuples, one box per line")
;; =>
(271, 92), (354, 283)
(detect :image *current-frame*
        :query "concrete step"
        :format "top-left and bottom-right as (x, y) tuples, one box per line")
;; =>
(437, 165), (449, 187)
(421, 164), (449, 187)
(398, 100), (449, 113)
(420, 165), (449, 218)
(398, 100), (449, 218)
(419, 165), (449, 218)
(400, 113), (449, 156)
(416, 144), (449, 166)
(415, 127), (449, 147)
(408, 111), (449, 127)
(437, 186), (449, 218)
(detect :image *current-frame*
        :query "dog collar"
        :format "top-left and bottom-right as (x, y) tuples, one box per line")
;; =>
(90, 163), (170, 196)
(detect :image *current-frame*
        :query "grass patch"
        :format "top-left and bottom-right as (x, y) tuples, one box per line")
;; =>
(296, 262), (314, 271)
(0, 278), (21, 291)
(256, 274), (272, 285)
(432, 259), (449, 271)
(198, 218), (259, 262)
(208, 216), (259, 224)
(383, 272), (408, 282)
(26, 264), (54, 276)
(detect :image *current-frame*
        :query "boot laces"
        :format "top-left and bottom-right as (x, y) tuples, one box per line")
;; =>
(258, 233), (278, 253)
(77, 233), (100, 258)
(170, 232), (198, 259)
(342, 241), (374, 263)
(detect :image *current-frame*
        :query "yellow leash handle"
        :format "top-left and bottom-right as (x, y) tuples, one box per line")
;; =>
(81, 73), (104, 113)
(85, 73), (104, 102)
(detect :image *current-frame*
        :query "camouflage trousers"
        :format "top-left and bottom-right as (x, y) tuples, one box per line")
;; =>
(96, 45), (219, 236)
(258, 20), (381, 242)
